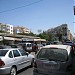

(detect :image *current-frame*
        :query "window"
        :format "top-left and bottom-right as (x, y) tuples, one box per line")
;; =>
(13, 50), (20, 57)
(0, 50), (8, 56)
(27, 44), (32, 47)
(9, 51), (13, 58)
(19, 49), (27, 56)
(11, 30), (13, 32)
(37, 48), (68, 62)
(27, 44), (30, 47)
(11, 27), (13, 29)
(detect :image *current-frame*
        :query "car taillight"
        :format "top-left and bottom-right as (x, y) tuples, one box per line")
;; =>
(0, 59), (5, 66)
(34, 62), (37, 68)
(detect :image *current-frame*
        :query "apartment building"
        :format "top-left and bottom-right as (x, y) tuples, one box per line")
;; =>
(13, 26), (30, 34)
(0, 23), (31, 35)
(0, 23), (13, 34)
(47, 24), (73, 41)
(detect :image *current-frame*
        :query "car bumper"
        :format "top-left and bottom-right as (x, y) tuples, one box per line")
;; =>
(0, 67), (11, 75)
(33, 69), (71, 75)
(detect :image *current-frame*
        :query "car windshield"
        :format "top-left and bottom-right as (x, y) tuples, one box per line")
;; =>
(0, 50), (8, 56)
(37, 48), (68, 62)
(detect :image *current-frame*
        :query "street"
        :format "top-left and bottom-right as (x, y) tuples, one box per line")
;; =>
(17, 67), (33, 75)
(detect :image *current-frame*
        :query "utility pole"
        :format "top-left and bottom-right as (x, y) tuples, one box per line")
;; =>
(73, 3), (75, 35)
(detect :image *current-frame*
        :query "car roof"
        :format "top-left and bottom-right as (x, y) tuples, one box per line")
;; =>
(41, 45), (71, 55)
(0, 48), (20, 51)
(42, 45), (70, 49)
(63, 42), (73, 45)
(65, 41), (73, 43)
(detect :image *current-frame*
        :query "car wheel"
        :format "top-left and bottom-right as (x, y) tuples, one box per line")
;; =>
(10, 67), (17, 75)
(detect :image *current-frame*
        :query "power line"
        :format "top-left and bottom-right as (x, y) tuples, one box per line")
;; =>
(0, 0), (44, 13)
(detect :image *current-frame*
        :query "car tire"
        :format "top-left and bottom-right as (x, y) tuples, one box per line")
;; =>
(10, 67), (17, 75)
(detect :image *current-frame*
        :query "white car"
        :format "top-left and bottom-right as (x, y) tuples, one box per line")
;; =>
(34, 45), (73, 75)
(0, 48), (34, 75)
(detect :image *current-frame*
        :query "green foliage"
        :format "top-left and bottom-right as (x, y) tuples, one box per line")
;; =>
(16, 31), (56, 41)
(37, 32), (53, 41)
(0, 30), (5, 33)
(18, 32), (36, 36)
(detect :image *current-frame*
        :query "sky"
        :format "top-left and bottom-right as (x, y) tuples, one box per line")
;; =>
(0, 0), (74, 35)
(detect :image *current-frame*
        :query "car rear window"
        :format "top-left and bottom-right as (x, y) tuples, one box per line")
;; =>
(0, 50), (8, 56)
(37, 48), (68, 62)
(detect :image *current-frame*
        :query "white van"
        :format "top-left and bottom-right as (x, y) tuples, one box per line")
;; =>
(18, 42), (32, 52)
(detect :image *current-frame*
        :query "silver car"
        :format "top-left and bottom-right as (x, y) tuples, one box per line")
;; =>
(33, 45), (73, 75)
(0, 48), (34, 75)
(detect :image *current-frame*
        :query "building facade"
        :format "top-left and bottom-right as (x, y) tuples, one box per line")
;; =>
(0, 23), (13, 34)
(13, 26), (31, 34)
(47, 24), (73, 41)
(0, 23), (31, 35)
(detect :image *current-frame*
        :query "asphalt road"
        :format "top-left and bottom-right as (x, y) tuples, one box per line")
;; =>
(17, 67), (33, 75)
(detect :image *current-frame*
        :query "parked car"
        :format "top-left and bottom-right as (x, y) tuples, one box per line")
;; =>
(0, 45), (11, 49)
(52, 41), (62, 45)
(46, 41), (52, 45)
(33, 45), (74, 75)
(0, 48), (34, 75)
(63, 41), (75, 49)
(9, 44), (18, 48)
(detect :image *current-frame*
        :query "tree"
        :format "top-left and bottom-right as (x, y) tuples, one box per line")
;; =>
(0, 30), (6, 33)
(18, 32), (36, 36)
(47, 33), (54, 41)
(37, 32), (53, 41)
(56, 33), (62, 41)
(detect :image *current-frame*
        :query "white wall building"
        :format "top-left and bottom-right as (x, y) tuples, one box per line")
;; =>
(0, 23), (13, 34)
(6, 24), (13, 34)
(13, 26), (31, 34)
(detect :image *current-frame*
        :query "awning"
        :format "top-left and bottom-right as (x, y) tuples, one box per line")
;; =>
(4, 37), (21, 41)
(22, 38), (34, 41)
(34, 39), (46, 41)
(4, 37), (14, 40)
(14, 38), (21, 41)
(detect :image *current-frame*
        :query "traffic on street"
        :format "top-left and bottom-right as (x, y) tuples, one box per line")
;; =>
(0, 0), (74, 75)
(0, 41), (75, 75)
